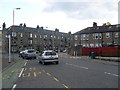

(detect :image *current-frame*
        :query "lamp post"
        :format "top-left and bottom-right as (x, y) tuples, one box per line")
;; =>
(13, 8), (21, 25)
(8, 8), (21, 63)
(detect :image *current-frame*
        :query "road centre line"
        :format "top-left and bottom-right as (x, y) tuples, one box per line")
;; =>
(46, 73), (51, 76)
(62, 84), (69, 88)
(19, 68), (24, 77)
(104, 72), (119, 77)
(12, 84), (16, 90)
(66, 63), (88, 70)
(53, 77), (59, 82)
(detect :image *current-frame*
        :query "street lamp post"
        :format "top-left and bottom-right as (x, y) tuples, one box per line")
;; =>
(8, 8), (21, 63)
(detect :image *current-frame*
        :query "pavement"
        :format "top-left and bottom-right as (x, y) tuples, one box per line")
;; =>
(2, 53), (26, 89)
(65, 53), (120, 62)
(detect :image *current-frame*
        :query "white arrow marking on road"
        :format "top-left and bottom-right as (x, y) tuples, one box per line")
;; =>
(19, 68), (24, 77)
(66, 63), (88, 70)
(104, 72), (119, 77)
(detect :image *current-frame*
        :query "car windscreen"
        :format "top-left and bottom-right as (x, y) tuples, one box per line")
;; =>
(45, 52), (56, 56)
(27, 50), (35, 53)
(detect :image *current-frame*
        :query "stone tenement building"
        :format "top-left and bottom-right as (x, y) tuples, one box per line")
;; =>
(73, 23), (120, 48)
(2, 22), (120, 53)
(2, 24), (74, 53)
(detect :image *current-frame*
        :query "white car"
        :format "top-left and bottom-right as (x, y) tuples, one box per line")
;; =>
(22, 49), (37, 59)
(38, 50), (59, 65)
(19, 50), (26, 57)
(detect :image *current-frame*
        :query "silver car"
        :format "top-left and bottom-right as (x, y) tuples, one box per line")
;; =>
(22, 49), (37, 59)
(38, 50), (59, 65)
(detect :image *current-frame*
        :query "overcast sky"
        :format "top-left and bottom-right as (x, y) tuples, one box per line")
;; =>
(0, 0), (119, 33)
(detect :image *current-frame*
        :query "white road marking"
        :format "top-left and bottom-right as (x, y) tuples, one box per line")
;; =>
(12, 84), (16, 90)
(46, 73), (51, 76)
(28, 73), (30, 77)
(34, 72), (37, 77)
(53, 77), (59, 82)
(24, 62), (27, 66)
(19, 68), (24, 77)
(62, 84), (69, 88)
(66, 63), (88, 70)
(24, 68), (26, 71)
(104, 72), (119, 77)
(43, 70), (45, 72)
(39, 72), (41, 74)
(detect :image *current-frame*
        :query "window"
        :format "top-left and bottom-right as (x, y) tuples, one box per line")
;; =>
(106, 33), (110, 38)
(86, 44), (89, 47)
(90, 43), (94, 47)
(99, 33), (102, 39)
(35, 34), (37, 38)
(51, 35), (53, 38)
(20, 33), (23, 37)
(30, 40), (32, 44)
(114, 32), (119, 38)
(44, 35), (47, 38)
(12, 32), (16, 37)
(40, 35), (42, 38)
(95, 33), (98, 39)
(74, 35), (78, 40)
(30, 33), (32, 38)
(95, 43), (99, 47)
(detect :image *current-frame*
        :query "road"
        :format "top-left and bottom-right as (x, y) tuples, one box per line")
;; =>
(13, 53), (119, 89)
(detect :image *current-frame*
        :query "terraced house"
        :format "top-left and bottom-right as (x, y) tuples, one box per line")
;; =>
(74, 23), (120, 48)
(2, 24), (74, 53)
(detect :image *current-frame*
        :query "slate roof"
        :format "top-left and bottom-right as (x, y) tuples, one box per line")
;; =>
(7, 25), (67, 35)
(74, 24), (120, 35)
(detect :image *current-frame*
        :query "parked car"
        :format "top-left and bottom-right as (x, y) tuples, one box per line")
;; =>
(38, 50), (59, 65)
(19, 50), (26, 57)
(22, 49), (37, 59)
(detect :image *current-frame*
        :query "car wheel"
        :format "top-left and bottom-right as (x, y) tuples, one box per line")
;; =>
(39, 61), (42, 64)
(56, 61), (59, 64)
(42, 61), (46, 65)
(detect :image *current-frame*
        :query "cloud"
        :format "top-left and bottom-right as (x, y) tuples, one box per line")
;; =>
(43, 0), (118, 20)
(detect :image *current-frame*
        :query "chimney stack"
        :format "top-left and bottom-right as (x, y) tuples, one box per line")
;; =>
(93, 22), (97, 28)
